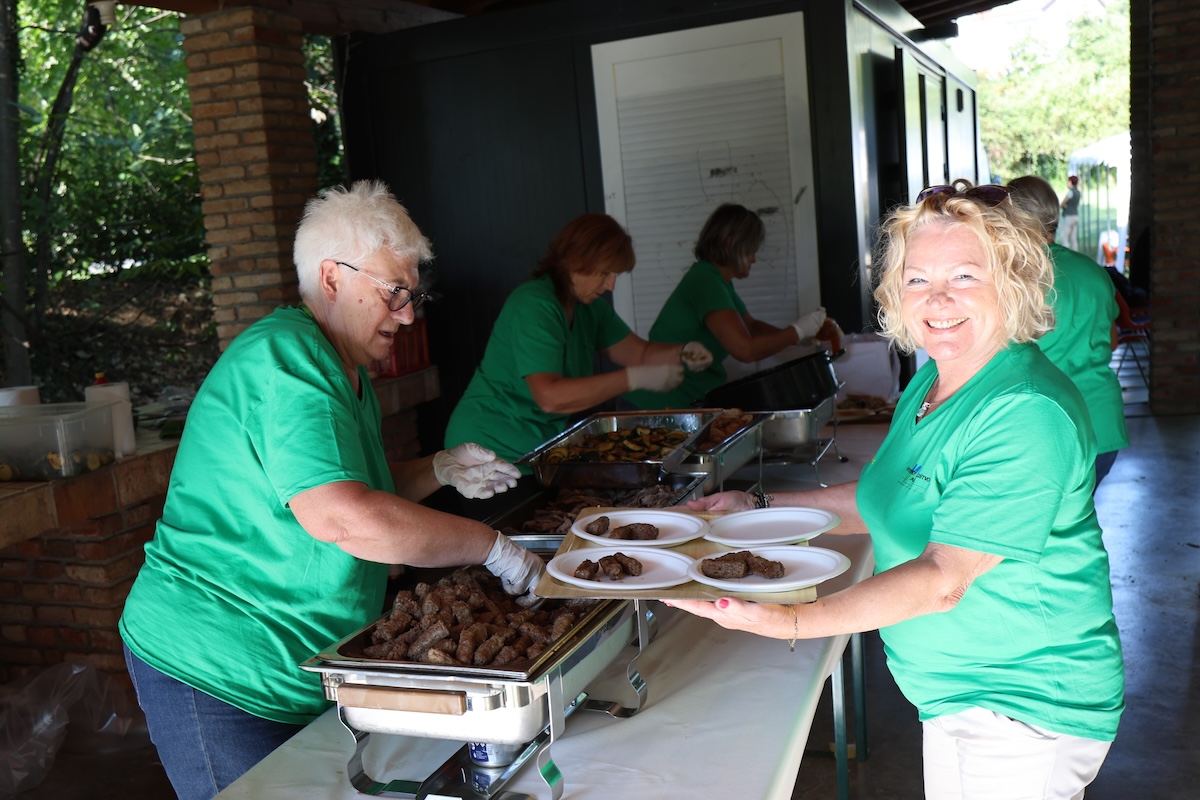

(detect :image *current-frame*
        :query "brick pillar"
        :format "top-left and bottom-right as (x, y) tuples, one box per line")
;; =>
(181, 8), (318, 350)
(1146, 1), (1200, 413)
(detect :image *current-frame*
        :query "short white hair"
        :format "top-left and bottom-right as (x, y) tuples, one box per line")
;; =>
(293, 180), (433, 299)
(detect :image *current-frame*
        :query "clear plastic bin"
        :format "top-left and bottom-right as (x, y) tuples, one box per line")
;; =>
(0, 401), (116, 481)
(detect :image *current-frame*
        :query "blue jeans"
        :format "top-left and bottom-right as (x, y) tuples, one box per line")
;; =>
(124, 645), (304, 800)
(1095, 450), (1119, 492)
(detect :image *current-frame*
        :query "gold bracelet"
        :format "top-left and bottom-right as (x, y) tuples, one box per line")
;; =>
(788, 605), (798, 652)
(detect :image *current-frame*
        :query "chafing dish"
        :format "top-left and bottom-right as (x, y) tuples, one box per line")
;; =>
(761, 394), (837, 450)
(517, 411), (716, 489)
(700, 351), (839, 412)
(301, 596), (655, 800)
(680, 412), (770, 492)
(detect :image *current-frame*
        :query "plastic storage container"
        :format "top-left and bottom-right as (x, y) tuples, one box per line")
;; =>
(0, 401), (116, 481)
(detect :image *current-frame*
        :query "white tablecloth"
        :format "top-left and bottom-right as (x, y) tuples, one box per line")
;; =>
(217, 533), (875, 800)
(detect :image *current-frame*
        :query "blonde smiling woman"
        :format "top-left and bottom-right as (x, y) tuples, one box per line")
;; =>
(668, 180), (1124, 800)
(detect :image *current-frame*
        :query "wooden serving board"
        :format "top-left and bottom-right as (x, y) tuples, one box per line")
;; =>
(532, 507), (819, 604)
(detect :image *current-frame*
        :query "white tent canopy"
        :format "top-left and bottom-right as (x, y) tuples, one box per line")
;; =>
(1067, 131), (1130, 270)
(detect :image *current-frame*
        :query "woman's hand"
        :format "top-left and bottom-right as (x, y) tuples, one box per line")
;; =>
(433, 443), (521, 499)
(483, 532), (545, 606)
(791, 307), (827, 339)
(626, 363), (684, 392)
(685, 490), (755, 513)
(680, 341), (714, 371)
(665, 597), (794, 641)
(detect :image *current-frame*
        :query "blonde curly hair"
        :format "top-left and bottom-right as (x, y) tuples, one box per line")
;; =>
(872, 180), (1054, 355)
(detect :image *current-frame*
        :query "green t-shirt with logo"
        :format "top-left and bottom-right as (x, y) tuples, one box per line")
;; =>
(857, 344), (1124, 741)
(625, 260), (746, 409)
(1038, 243), (1129, 455)
(119, 306), (391, 725)
(445, 275), (631, 465)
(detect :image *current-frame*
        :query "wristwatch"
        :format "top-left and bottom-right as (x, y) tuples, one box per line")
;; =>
(752, 491), (773, 509)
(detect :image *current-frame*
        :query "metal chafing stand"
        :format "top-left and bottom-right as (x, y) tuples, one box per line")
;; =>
(301, 598), (656, 800)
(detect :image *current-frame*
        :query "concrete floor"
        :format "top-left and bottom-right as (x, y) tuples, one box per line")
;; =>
(17, 343), (1199, 799)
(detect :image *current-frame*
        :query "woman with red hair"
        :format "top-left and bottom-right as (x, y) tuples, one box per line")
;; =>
(445, 213), (711, 465)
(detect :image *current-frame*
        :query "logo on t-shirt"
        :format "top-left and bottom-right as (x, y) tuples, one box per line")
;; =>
(899, 462), (932, 491)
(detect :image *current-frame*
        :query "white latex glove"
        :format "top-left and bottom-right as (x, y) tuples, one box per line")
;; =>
(791, 307), (827, 339)
(483, 532), (545, 605)
(680, 341), (714, 372)
(626, 363), (685, 392)
(432, 443), (521, 500)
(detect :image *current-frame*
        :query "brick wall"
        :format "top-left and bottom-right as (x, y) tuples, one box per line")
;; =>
(1146, 0), (1200, 412)
(0, 446), (176, 689)
(0, 370), (435, 689)
(181, 7), (318, 351)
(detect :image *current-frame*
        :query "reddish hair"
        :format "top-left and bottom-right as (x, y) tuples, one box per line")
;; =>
(534, 213), (635, 303)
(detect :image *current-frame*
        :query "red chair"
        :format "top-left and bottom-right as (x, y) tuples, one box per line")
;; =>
(1113, 292), (1151, 387)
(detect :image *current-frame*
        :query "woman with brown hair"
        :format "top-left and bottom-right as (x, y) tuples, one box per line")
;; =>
(445, 212), (711, 464)
(625, 203), (830, 409)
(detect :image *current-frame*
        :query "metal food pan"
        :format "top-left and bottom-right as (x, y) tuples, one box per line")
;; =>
(761, 395), (837, 450)
(303, 594), (623, 681)
(517, 411), (716, 489)
(300, 599), (636, 744)
(680, 413), (769, 492)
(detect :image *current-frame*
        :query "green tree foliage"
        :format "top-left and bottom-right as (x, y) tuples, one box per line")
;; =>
(978, 0), (1129, 183)
(3, 3), (344, 396)
(305, 34), (347, 191)
(17, 1), (203, 282)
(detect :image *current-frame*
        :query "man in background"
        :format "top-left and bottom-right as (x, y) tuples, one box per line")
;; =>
(1059, 174), (1081, 251)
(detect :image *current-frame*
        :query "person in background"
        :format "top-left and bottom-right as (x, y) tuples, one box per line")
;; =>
(1008, 175), (1129, 487)
(625, 203), (834, 409)
(119, 181), (541, 800)
(444, 213), (712, 465)
(1059, 174), (1081, 251)
(668, 180), (1123, 800)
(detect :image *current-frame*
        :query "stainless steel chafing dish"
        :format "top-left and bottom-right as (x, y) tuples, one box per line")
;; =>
(761, 394), (838, 450)
(516, 410), (716, 489)
(301, 595), (655, 799)
(680, 412), (770, 492)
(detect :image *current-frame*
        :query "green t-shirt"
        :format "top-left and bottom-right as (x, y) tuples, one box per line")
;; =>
(625, 260), (746, 409)
(857, 344), (1124, 741)
(444, 275), (631, 464)
(1038, 243), (1129, 455)
(119, 307), (392, 725)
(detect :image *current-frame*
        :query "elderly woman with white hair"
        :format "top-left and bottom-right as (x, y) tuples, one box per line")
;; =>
(119, 181), (541, 800)
(668, 181), (1124, 800)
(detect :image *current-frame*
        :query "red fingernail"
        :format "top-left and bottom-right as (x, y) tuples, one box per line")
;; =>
(716, 598), (729, 609)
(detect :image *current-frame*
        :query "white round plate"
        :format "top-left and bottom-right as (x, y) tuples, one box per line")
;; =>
(687, 546), (851, 593)
(571, 509), (709, 547)
(704, 507), (840, 547)
(547, 547), (695, 591)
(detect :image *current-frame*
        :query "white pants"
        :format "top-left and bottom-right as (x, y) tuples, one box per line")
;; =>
(1059, 214), (1080, 251)
(923, 707), (1111, 800)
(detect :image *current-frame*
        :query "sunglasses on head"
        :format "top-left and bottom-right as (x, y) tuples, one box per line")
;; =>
(915, 184), (1011, 206)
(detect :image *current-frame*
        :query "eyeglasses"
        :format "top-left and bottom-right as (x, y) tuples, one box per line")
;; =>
(915, 184), (1011, 206)
(336, 262), (429, 312)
